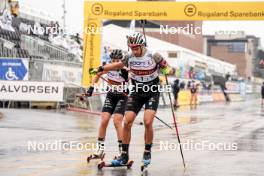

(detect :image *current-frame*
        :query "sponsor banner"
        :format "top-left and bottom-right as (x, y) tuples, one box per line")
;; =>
(0, 58), (28, 81)
(82, 13), (101, 87)
(84, 1), (264, 86)
(0, 81), (64, 102)
(86, 2), (264, 20)
(42, 63), (82, 86)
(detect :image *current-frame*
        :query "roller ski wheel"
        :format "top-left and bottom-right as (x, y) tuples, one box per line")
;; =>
(87, 153), (105, 163)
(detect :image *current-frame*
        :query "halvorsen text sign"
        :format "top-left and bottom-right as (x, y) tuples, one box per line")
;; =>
(0, 81), (64, 102)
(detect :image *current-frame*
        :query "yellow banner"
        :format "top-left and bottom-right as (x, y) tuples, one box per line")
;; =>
(83, 4), (101, 87)
(86, 1), (264, 20)
(82, 1), (264, 86)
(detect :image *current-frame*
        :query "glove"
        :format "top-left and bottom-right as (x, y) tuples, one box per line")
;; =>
(89, 68), (98, 76)
(84, 86), (94, 97)
(89, 66), (104, 75)
(160, 67), (170, 75)
(161, 67), (176, 75)
(97, 66), (104, 73)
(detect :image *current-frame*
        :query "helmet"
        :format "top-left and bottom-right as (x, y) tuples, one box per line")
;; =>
(126, 32), (146, 48)
(110, 49), (123, 60)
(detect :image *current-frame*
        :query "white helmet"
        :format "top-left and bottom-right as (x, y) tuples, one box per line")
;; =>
(126, 32), (146, 48)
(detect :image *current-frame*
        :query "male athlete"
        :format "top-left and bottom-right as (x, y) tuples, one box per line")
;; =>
(93, 32), (175, 167)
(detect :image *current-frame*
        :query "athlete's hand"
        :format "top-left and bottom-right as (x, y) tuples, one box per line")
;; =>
(97, 66), (104, 73)
(161, 67), (176, 75)
(84, 86), (94, 97)
(79, 96), (85, 101)
(89, 68), (98, 75)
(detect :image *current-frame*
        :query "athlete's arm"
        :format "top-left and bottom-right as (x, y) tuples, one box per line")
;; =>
(98, 54), (128, 73)
(102, 62), (124, 72)
(153, 53), (175, 75)
(91, 71), (106, 86)
(85, 71), (106, 97)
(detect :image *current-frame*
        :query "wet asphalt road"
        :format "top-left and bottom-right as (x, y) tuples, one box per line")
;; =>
(0, 96), (264, 176)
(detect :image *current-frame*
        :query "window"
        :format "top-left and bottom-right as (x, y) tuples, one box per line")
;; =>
(228, 42), (245, 53)
(168, 52), (177, 58)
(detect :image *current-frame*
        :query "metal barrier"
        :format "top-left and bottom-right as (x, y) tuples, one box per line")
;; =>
(62, 85), (102, 112)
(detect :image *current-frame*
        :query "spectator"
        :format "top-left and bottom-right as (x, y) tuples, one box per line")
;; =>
(187, 80), (191, 89)
(172, 79), (180, 109)
(180, 81), (185, 90)
(190, 80), (198, 106)
(220, 83), (230, 102)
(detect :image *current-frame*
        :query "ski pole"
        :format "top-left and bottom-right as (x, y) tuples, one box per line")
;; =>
(165, 75), (186, 169)
(140, 20), (147, 47)
(154, 115), (173, 130)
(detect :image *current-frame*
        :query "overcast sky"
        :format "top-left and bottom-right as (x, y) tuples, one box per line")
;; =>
(19, 0), (264, 46)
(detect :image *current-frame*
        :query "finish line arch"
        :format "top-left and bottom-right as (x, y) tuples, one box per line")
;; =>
(82, 1), (264, 86)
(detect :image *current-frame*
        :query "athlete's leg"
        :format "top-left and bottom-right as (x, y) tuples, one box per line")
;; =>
(113, 113), (123, 154)
(112, 96), (127, 142)
(113, 114), (123, 142)
(142, 92), (159, 165)
(98, 112), (112, 138)
(95, 93), (116, 156)
(114, 95), (144, 164)
(123, 111), (137, 144)
(112, 111), (136, 165)
(143, 109), (156, 144)
(93, 112), (111, 156)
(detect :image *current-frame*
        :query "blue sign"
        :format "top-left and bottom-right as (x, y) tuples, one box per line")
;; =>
(0, 58), (28, 80)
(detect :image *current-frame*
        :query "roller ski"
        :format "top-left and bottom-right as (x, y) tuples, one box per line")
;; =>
(87, 140), (105, 163)
(87, 153), (105, 163)
(97, 160), (134, 170)
(141, 151), (151, 172)
(98, 151), (133, 170)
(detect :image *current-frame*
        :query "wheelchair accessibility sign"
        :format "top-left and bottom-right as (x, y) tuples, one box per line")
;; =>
(0, 58), (28, 81)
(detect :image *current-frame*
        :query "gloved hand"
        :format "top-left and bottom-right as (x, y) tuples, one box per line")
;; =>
(97, 66), (104, 73)
(161, 67), (176, 75)
(84, 86), (94, 97)
(89, 66), (104, 75)
(89, 68), (98, 75)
